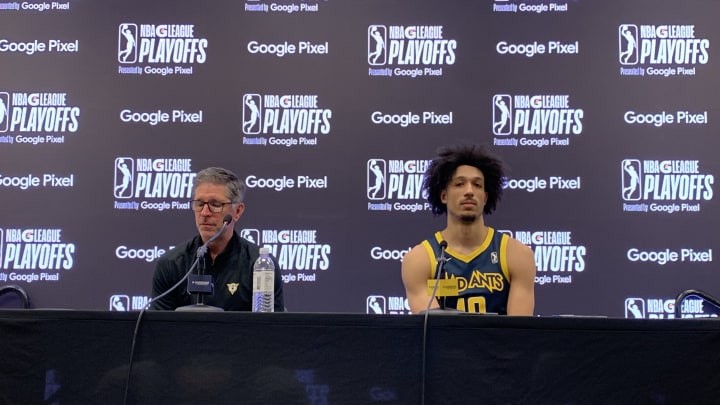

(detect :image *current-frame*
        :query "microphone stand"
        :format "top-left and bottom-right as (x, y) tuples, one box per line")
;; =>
(419, 240), (451, 405)
(423, 241), (447, 312)
(436, 253), (448, 310)
(424, 241), (461, 315)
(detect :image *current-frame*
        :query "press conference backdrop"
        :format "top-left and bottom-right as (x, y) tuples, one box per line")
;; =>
(0, 0), (718, 318)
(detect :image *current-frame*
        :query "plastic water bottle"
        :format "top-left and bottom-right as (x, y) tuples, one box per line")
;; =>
(252, 247), (275, 312)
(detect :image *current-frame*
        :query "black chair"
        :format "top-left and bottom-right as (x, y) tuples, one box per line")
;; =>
(0, 284), (30, 309)
(674, 289), (720, 318)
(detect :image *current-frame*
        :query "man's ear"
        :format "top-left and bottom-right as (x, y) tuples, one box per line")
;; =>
(234, 203), (245, 221)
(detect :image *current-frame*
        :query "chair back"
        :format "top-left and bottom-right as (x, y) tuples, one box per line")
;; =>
(0, 285), (30, 309)
(674, 289), (720, 318)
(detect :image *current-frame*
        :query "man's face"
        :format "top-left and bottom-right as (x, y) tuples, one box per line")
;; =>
(193, 183), (242, 242)
(440, 165), (487, 222)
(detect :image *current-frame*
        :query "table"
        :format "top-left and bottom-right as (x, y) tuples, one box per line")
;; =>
(1, 310), (718, 404)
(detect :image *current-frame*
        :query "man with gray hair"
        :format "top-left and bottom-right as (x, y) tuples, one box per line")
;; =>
(150, 167), (284, 311)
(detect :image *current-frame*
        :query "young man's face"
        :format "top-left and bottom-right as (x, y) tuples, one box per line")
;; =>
(440, 165), (487, 222)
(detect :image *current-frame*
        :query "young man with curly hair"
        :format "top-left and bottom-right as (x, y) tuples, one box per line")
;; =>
(401, 144), (535, 315)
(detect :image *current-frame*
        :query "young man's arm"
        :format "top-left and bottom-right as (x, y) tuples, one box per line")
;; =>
(401, 245), (439, 314)
(505, 237), (536, 316)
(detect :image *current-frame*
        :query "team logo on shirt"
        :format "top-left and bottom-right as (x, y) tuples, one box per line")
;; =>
(227, 283), (239, 295)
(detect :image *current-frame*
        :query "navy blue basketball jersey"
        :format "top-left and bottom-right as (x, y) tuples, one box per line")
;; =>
(422, 228), (510, 314)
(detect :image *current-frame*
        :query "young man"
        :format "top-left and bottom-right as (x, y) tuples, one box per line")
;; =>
(401, 145), (535, 315)
(150, 167), (284, 311)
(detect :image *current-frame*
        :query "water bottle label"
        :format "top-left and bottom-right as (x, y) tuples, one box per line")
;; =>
(252, 270), (274, 312)
(253, 272), (263, 292)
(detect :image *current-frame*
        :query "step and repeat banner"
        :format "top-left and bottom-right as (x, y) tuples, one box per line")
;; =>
(1, 0), (718, 318)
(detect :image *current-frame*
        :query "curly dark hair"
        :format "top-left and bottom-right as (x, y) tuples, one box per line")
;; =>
(423, 144), (506, 216)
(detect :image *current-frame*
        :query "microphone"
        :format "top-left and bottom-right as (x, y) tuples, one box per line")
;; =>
(174, 214), (233, 312)
(438, 240), (448, 265)
(425, 240), (449, 312)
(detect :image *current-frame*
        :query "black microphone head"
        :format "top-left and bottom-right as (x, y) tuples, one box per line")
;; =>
(439, 240), (448, 249)
(222, 214), (233, 224)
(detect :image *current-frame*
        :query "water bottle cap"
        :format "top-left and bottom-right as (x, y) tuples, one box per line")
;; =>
(259, 247), (270, 255)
